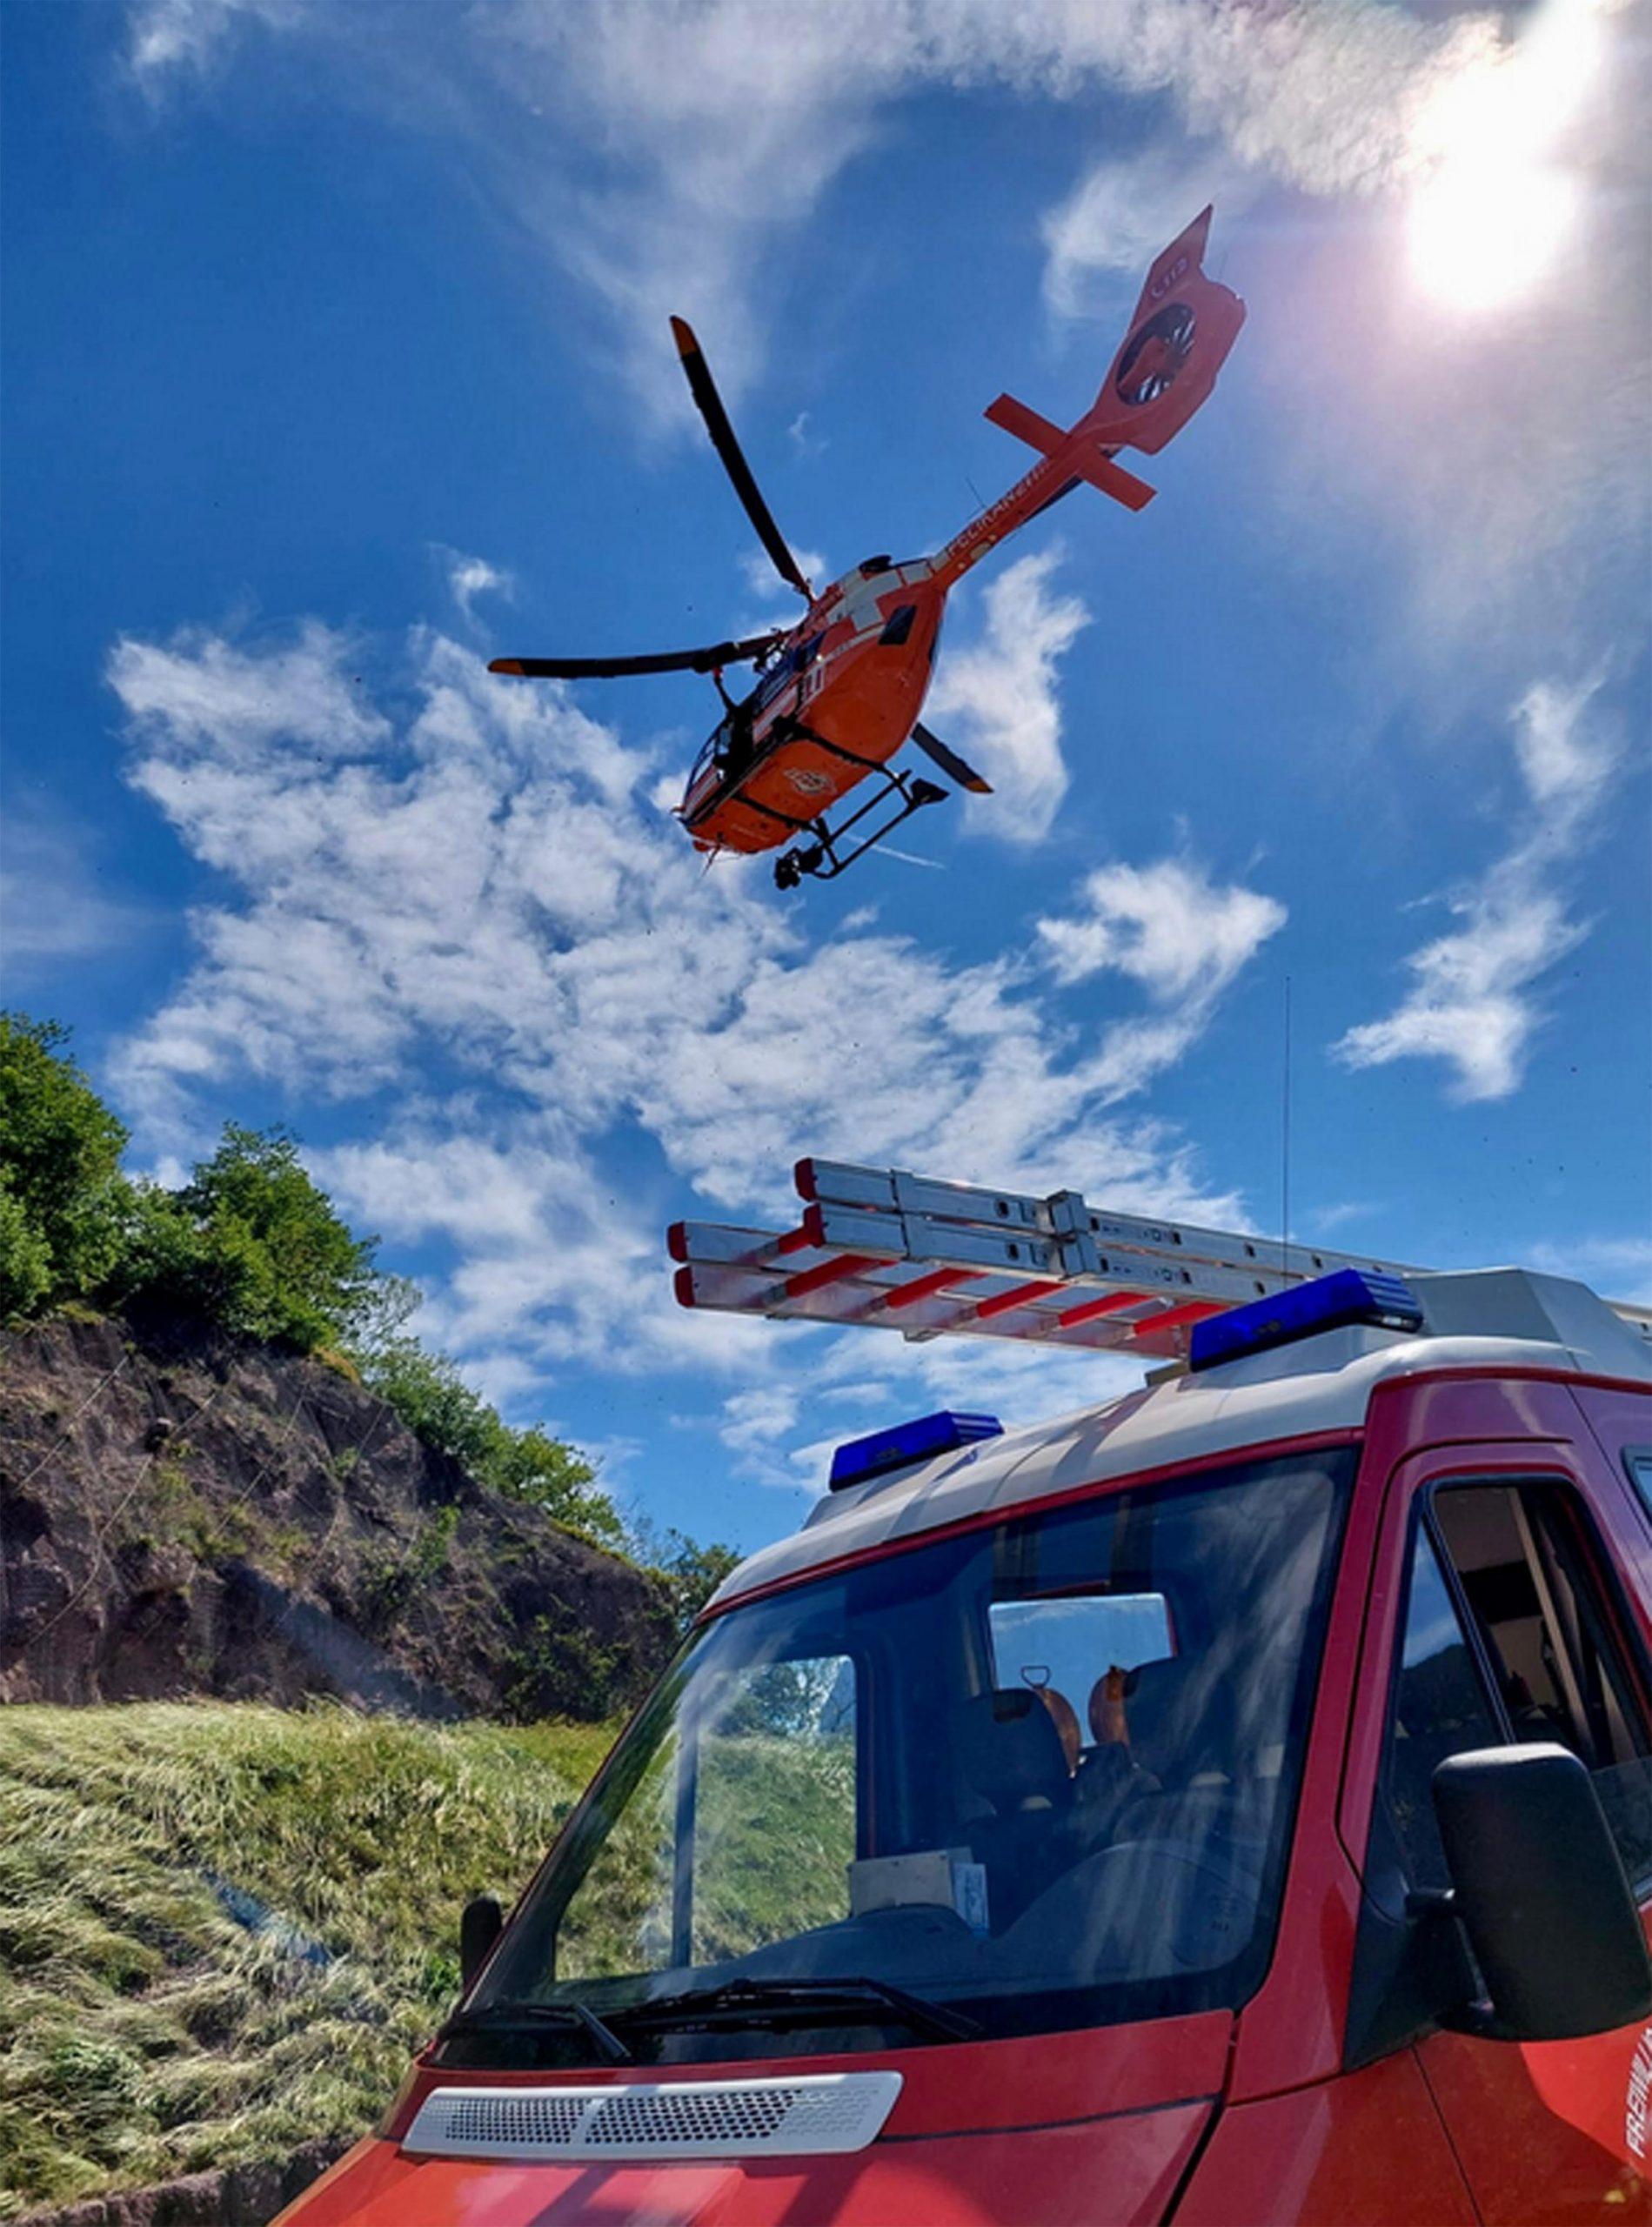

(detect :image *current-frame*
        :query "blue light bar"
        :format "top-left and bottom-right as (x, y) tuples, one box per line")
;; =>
(829, 1410), (1004, 1492)
(1189, 1268), (1424, 1374)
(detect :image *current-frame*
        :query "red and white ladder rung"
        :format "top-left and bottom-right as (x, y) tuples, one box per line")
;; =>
(668, 1158), (1430, 1361)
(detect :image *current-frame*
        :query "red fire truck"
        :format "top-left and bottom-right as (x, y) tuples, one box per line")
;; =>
(283, 1160), (1652, 2225)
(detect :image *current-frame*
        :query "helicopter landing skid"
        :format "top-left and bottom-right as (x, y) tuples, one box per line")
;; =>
(773, 766), (948, 890)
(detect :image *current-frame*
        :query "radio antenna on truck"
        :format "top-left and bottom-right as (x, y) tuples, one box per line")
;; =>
(669, 1157), (1652, 1363)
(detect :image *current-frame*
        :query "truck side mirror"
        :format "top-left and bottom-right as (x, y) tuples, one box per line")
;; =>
(459, 1894), (503, 1989)
(1433, 1743), (1652, 2041)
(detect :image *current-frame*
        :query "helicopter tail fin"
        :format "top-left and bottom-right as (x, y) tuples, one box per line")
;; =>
(934, 207), (1243, 585)
(1082, 205), (1247, 456)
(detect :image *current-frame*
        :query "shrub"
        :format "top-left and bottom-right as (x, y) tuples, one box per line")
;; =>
(0, 1013), (128, 1303)
(0, 1172), (53, 1319)
(358, 1340), (625, 1549)
(632, 1522), (742, 1638)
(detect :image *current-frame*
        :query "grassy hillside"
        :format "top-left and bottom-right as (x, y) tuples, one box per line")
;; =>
(0, 1702), (614, 2217)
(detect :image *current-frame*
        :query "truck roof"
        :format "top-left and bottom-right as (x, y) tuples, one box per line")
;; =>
(710, 1267), (1652, 1613)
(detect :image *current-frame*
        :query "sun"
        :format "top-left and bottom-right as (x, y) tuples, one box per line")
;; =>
(1404, 0), (1600, 314)
(1408, 155), (1580, 314)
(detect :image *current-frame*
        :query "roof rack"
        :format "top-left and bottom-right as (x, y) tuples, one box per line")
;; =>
(669, 1158), (1440, 1361)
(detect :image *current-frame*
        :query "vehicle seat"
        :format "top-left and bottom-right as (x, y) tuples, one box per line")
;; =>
(960, 1689), (1073, 1924)
(1119, 1655), (1235, 1789)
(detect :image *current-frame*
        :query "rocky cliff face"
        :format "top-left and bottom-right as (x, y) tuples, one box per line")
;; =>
(0, 1314), (672, 1719)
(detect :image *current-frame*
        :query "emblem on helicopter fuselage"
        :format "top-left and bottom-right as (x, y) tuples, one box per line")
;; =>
(785, 766), (833, 797)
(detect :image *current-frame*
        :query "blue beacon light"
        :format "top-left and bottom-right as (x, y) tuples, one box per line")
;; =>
(829, 1411), (1004, 1492)
(1188, 1268), (1424, 1373)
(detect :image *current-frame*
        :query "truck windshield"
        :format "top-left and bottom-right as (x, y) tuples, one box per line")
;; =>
(451, 1447), (1353, 2067)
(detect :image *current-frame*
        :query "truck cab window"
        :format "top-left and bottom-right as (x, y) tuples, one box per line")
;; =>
(460, 1449), (1353, 2066)
(1382, 1526), (1502, 1889)
(691, 1655), (857, 1964)
(1431, 1481), (1652, 1889)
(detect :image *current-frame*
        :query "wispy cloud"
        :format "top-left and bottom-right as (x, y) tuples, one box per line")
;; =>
(928, 550), (1090, 844)
(0, 816), (150, 981)
(106, 610), (1275, 1406)
(120, 0), (1514, 413)
(440, 549), (514, 623)
(1334, 677), (1622, 1101)
(126, 0), (300, 88)
(1038, 856), (1286, 1098)
(1041, 142), (1254, 322)
(118, 0), (1647, 674)
(739, 546), (826, 604)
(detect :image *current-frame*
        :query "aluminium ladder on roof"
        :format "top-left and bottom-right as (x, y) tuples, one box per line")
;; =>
(668, 1158), (1435, 1361)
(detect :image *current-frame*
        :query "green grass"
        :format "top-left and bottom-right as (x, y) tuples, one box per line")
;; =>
(0, 1702), (616, 2217)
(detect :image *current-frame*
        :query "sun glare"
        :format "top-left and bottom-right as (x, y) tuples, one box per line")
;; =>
(1408, 157), (1580, 314)
(1404, 0), (1601, 313)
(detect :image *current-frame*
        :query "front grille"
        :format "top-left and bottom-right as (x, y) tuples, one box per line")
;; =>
(402, 2070), (903, 2161)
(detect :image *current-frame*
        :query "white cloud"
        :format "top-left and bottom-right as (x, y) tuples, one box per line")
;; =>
(117, 0), (1647, 673)
(1334, 677), (1622, 1101)
(739, 547), (826, 603)
(108, 611), (1272, 1413)
(442, 549), (514, 621)
(108, 620), (388, 761)
(126, 0), (300, 86)
(0, 816), (149, 980)
(120, 0), (1509, 415)
(1042, 142), (1254, 322)
(487, 0), (1492, 418)
(927, 550), (1090, 844)
(1038, 856), (1287, 1096)
(1040, 857), (1285, 1000)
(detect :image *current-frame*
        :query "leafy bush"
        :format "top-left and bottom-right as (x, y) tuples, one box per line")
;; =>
(0, 1173), (52, 1320)
(632, 1522), (742, 1638)
(98, 1127), (378, 1352)
(0, 1014), (128, 1305)
(358, 1339), (625, 1548)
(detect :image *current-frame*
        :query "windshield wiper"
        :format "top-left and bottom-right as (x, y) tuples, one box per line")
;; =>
(438, 1997), (632, 2064)
(613, 1974), (980, 2045)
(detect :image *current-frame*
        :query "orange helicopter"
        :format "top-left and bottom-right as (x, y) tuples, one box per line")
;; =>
(491, 207), (1245, 889)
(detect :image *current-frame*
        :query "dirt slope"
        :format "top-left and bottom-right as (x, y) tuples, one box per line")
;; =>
(0, 1314), (672, 1720)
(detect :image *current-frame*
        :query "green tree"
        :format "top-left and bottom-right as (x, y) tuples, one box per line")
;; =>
(358, 1337), (624, 1548)
(102, 1180), (269, 1336)
(632, 1521), (742, 1638)
(487, 1425), (625, 1550)
(176, 1126), (379, 1348)
(358, 1337), (500, 1471)
(0, 1013), (129, 1305)
(98, 1127), (379, 1352)
(0, 1171), (53, 1318)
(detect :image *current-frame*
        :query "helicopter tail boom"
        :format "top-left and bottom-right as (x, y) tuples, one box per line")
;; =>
(980, 395), (1156, 512)
(933, 204), (1243, 586)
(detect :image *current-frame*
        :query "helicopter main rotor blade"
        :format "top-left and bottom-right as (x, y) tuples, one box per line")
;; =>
(910, 721), (993, 795)
(670, 317), (813, 600)
(491, 633), (783, 681)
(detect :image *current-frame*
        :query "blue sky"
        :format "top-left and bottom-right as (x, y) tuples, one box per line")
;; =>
(3, 0), (1648, 1553)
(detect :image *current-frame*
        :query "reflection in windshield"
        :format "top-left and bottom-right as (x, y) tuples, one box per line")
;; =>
(455, 1449), (1352, 2066)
